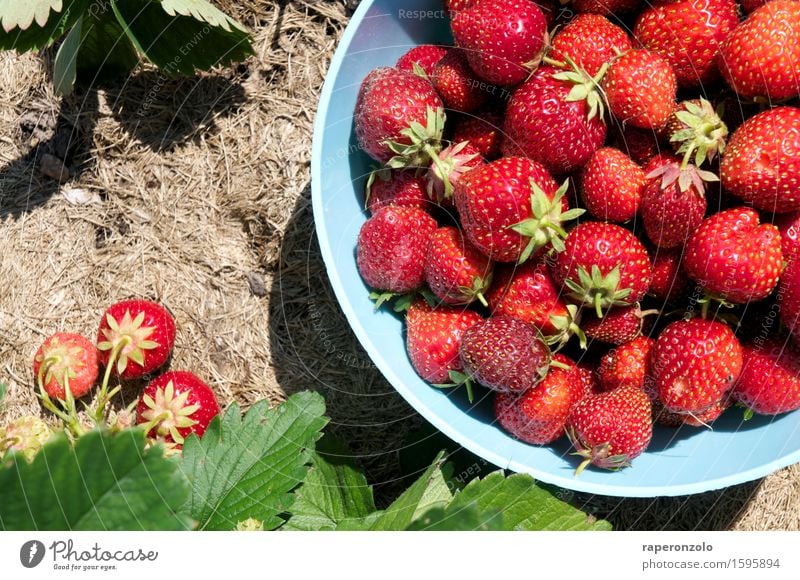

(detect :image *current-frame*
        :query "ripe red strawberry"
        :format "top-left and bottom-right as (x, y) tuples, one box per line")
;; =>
(718, 0), (800, 101)
(354, 67), (444, 166)
(579, 147), (645, 223)
(136, 371), (221, 448)
(654, 395), (732, 427)
(775, 211), (800, 260)
(572, 0), (643, 14)
(454, 157), (582, 263)
(459, 315), (551, 393)
(365, 169), (429, 214)
(451, 0), (547, 86)
(425, 226), (494, 305)
(426, 141), (484, 203)
(778, 258), (800, 343)
(566, 385), (652, 473)
(431, 49), (488, 113)
(648, 248), (690, 303)
(396, 45), (448, 77)
(549, 13), (632, 77)
(576, 362), (602, 397)
(684, 207), (783, 304)
(357, 206), (437, 294)
(612, 124), (663, 166)
(639, 154), (712, 249)
(582, 303), (657, 346)
(633, 0), (739, 88)
(34, 333), (99, 400)
(97, 300), (176, 379)
(451, 108), (504, 159)
(652, 318), (743, 414)
(502, 65), (607, 175)
(597, 336), (655, 392)
(406, 299), (483, 384)
(495, 354), (585, 444)
(720, 107), (800, 213)
(733, 339), (800, 415)
(551, 222), (652, 318)
(666, 99), (729, 167)
(602, 49), (677, 131)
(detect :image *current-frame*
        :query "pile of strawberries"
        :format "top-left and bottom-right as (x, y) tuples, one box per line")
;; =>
(353, 0), (800, 472)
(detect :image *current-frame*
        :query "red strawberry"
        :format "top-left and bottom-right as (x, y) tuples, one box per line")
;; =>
(652, 318), (743, 414)
(576, 362), (602, 397)
(778, 258), (800, 343)
(365, 169), (429, 214)
(396, 45), (448, 77)
(451, 0), (548, 86)
(602, 49), (677, 131)
(426, 141), (484, 203)
(136, 371), (221, 448)
(502, 65), (607, 175)
(459, 315), (551, 393)
(551, 222), (652, 318)
(720, 107), (800, 213)
(718, 0), (800, 101)
(406, 299), (483, 384)
(34, 333), (99, 400)
(572, 0), (643, 15)
(454, 157), (582, 263)
(597, 336), (655, 392)
(666, 99), (729, 167)
(633, 0), (739, 88)
(431, 49), (488, 113)
(495, 354), (585, 444)
(774, 211), (800, 260)
(648, 248), (690, 303)
(425, 226), (495, 305)
(354, 67), (444, 166)
(639, 154), (712, 249)
(97, 300), (176, 379)
(733, 339), (800, 415)
(654, 395), (732, 427)
(357, 206), (437, 294)
(579, 147), (645, 223)
(613, 124), (663, 166)
(583, 303), (657, 346)
(566, 385), (652, 473)
(684, 207), (783, 304)
(451, 108), (504, 159)
(549, 13), (632, 77)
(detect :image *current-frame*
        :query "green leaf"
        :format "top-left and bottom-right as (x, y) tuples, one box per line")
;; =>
(406, 505), (504, 530)
(53, 18), (81, 96)
(0, 383), (6, 404)
(0, 0), (88, 52)
(0, 428), (192, 530)
(446, 471), (611, 531)
(74, 0), (139, 83)
(110, 0), (253, 75)
(179, 391), (328, 530)
(282, 435), (376, 531)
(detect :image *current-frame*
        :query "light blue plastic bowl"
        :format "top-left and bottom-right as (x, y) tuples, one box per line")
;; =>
(311, 0), (800, 497)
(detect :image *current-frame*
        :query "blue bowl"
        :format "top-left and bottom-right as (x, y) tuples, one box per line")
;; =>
(311, 0), (800, 497)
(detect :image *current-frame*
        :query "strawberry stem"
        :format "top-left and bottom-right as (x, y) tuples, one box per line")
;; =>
(36, 357), (83, 438)
(94, 337), (131, 424)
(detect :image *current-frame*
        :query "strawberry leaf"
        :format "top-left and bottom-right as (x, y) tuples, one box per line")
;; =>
(0, 0), (88, 52)
(405, 505), (505, 530)
(53, 18), (81, 96)
(0, 428), (192, 530)
(179, 391), (328, 530)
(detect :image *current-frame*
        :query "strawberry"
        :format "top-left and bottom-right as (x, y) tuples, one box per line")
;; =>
(582, 303), (657, 346)
(551, 222), (652, 318)
(633, 0), (739, 88)
(778, 258), (800, 344)
(494, 354), (585, 444)
(426, 141), (484, 203)
(602, 49), (677, 131)
(459, 315), (551, 393)
(0, 416), (51, 462)
(648, 248), (690, 303)
(136, 370), (221, 448)
(365, 169), (430, 214)
(354, 67), (444, 167)
(571, 0), (643, 14)
(451, 108), (504, 159)
(597, 336), (655, 392)
(396, 45), (448, 77)
(579, 147), (645, 223)
(639, 154), (712, 249)
(451, 0), (548, 86)
(34, 333), (99, 400)
(548, 13), (632, 78)
(654, 395), (732, 427)
(612, 124), (663, 166)
(566, 385), (652, 473)
(718, 0), (800, 101)
(357, 206), (437, 294)
(431, 49), (488, 113)
(684, 207), (783, 304)
(97, 300), (176, 379)
(652, 318), (743, 414)
(502, 64), (607, 175)
(424, 226), (494, 305)
(720, 106), (800, 213)
(774, 211), (800, 260)
(733, 339), (800, 415)
(444, 0), (479, 14)
(576, 362), (602, 397)
(666, 99), (729, 167)
(406, 299), (483, 384)
(454, 157), (582, 263)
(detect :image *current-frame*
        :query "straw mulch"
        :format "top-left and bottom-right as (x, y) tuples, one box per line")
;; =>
(1, 0), (798, 529)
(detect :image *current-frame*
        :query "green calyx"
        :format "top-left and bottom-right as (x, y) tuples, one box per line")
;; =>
(456, 273), (493, 307)
(669, 98), (728, 169)
(566, 427), (631, 477)
(364, 166), (392, 209)
(645, 160), (719, 195)
(431, 370), (475, 404)
(564, 265), (632, 319)
(509, 179), (585, 264)
(427, 140), (481, 202)
(551, 56), (608, 123)
(547, 304), (587, 350)
(383, 106), (446, 170)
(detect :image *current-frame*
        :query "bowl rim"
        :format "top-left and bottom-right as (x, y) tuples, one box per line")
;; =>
(310, 0), (800, 497)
